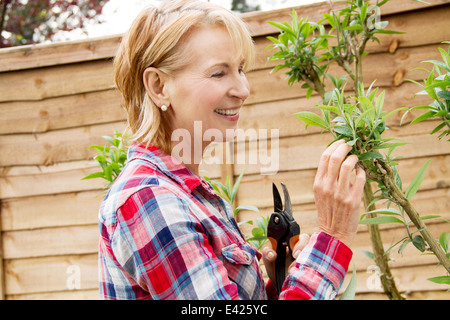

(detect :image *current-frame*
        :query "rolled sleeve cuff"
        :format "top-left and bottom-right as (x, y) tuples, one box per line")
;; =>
(296, 232), (352, 295)
(279, 231), (352, 300)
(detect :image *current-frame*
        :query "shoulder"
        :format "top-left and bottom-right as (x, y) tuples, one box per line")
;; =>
(99, 158), (189, 226)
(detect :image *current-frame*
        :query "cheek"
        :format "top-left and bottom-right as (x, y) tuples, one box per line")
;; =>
(196, 83), (226, 108)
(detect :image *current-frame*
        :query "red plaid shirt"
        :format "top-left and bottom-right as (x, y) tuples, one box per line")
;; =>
(98, 144), (352, 300)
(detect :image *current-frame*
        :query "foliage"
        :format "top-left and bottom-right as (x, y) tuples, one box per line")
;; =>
(408, 41), (450, 140)
(267, 1), (403, 101)
(0, 0), (110, 48)
(267, 0), (450, 295)
(82, 131), (129, 189)
(230, 0), (260, 13)
(339, 265), (357, 300)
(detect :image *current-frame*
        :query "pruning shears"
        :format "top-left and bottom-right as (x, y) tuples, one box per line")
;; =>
(267, 183), (300, 295)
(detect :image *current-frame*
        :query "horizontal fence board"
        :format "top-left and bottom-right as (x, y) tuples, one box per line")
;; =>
(6, 289), (99, 300)
(0, 89), (124, 134)
(239, 187), (450, 240)
(0, 160), (222, 201)
(1, 77), (429, 137)
(344, 262), (449, 296)
(238, 81), (435, 140)
(0, 35), (120, 72)
(0, 121), (127, 167)
(243, 0), (450, 37)
(3, 225), (99, 259)
(0, 161), (104, 199)
(0, 60), (114, 103)
(246, 43), (445, 106)
(1, 190), (103, 232)
(0, 40), (445, 105)
(4, 253), (97, 296)
(236, 157), (450, 220)
(232, 121), (450, 176)
(0, 122), (447, 200)
(354, 290), (449, 300)
(1, 0), (448, 73)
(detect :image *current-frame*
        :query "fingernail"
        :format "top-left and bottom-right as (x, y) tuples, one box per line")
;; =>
(293, 250), (300, 259)
(267, 251), (275, 260)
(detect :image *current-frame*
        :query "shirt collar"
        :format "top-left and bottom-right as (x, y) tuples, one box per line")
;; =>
(126, 143), (206, 193)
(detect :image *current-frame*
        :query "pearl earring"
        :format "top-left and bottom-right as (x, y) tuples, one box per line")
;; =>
(161, 104), (168, 111)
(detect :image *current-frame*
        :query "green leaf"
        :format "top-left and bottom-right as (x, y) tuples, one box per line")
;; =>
(411, 110), (437, 124)
(358, 151), (383, 161)
(437, 90), (450, 100)
(339, 266), (357, 300)
(315, 105), (340, 114)
(362, 251), (374, 260)
(82, 172), (105, 180)
(439, 232), (449, 253)
(374, 29), (404, 34)
(267, 21), (295, 36)
(373, 142), (410, 150)
(231, 170), (246, 205)
(405, 159), (431, 200)
(251, 227), (265, 238)
(419, 215), (441, 221)
(412, 235), (426, 252)
(359, 216), (405, 225)
(234, 205), (259, 215)
(427, 276), (450, 285)
(294, 111), (329, 129)
(367, 208), (402, 215)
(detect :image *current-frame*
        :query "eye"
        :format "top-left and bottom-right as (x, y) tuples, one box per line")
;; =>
(211, 71), (226, 78)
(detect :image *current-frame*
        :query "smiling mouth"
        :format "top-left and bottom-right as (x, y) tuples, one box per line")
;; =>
(214, 108), (240, 116)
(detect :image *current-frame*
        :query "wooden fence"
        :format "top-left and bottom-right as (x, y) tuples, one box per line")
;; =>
(0, 0), (449, 299)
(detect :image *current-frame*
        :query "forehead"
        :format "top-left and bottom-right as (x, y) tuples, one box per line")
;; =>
(180, 26), (244, 67)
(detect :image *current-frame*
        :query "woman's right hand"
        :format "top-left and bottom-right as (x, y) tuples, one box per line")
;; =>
(313, 140), (366, 247)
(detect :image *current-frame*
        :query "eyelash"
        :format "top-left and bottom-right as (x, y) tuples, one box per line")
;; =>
(211, 67), (245, 78)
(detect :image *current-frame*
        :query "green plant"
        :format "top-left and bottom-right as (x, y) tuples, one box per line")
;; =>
(408, 41), (450, 140)
(267, 0), (450, 299)
(82, 131), (129, 189)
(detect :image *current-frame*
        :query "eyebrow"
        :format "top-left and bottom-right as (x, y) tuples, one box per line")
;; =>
(210, 59), (246, 69)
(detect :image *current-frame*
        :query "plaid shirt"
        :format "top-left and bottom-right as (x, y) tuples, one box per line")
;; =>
(98, 144), (352, 300)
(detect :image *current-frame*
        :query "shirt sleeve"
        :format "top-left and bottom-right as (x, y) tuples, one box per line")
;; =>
(269, 232), (352, 300)
(110, 186), (241, 300)
(279, 232), (353, 300)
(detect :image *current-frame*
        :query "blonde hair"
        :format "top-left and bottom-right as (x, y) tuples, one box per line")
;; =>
(113, 0), (255, 154)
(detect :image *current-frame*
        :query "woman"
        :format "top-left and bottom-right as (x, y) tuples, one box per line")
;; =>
(98, 0), (366, 300)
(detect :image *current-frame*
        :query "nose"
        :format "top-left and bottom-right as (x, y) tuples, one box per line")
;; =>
(230, 73), (250, 102)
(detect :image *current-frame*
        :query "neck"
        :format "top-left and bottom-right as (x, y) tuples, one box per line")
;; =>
(170, 139), (210, 177)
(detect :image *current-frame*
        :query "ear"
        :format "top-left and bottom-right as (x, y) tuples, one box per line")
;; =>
(143, 67), (171, 107)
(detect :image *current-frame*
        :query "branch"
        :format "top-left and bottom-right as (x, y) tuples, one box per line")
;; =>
(377, 160), (450, 274)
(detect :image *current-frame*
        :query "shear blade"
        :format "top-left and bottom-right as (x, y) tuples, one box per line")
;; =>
(281, 182), (293, 218)
(272, 183), (283, 213)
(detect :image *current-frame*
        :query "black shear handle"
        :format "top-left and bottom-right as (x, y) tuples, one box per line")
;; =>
(267, 212), (290, 295)
(268, 236), (287, 295)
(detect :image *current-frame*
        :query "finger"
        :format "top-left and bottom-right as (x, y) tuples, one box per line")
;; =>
(351, 166), (366, 198)
(337, 154), (359, 191)
(292, 233), (310, 259)
(262, 247), (276, 263)
(316, 140), (345, 180)
(327, 142), (352, 182)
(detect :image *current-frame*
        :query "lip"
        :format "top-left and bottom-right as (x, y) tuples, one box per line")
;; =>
(214, 107), (241, 121)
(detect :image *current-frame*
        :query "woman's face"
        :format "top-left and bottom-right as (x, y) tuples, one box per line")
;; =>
(165, 25), (250, 149)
